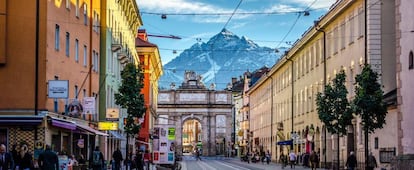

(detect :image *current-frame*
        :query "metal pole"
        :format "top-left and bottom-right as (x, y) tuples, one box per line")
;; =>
(315, 22), (327, 168)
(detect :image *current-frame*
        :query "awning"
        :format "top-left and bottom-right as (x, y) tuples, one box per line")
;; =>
(76, 124), (108, 136)
(277, 140), (293, 145)
(109, 131), (125, 140)
(51, 118), (77, 130)
(0, 116), (43, 126)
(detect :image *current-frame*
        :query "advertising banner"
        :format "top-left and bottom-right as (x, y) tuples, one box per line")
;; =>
(152, 124), (175, 164)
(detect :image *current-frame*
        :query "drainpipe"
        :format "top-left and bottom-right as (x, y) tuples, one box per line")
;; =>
(285, 57), (294, 150)
(268, 75), (274, 159)
(315, 22), (327, 168)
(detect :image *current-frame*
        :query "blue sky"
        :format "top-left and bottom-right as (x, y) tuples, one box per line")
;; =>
(136, 0), (337, 65)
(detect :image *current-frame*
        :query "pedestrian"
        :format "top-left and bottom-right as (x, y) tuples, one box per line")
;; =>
(38, 144), (59, 170)
(0, 144), (15, 170)
(112, 148), (123, 170)
(280, 152), (287, 169)
(289, 150), (296, 169)
(345, 151), (357, 170)
(67, 154), (77, 170)
(265, 150), (271, 164)
(77, 154), (86, 170)
(17, 144), (33, 170)
(367, 152), (378, 170)
(89, 146), (104, 170)
(134, 150), (143, 170)
(10, 144), (18, 170)
(309, 151), (318, 170)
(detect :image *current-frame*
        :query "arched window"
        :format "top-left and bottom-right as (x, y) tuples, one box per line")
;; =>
(409, 51), (413, 70)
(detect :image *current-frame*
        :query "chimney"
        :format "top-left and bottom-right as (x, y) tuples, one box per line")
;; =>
(138, 29), (148, 41)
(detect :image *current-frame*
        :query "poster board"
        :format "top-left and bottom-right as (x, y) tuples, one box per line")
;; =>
(152, 124), (175, 164)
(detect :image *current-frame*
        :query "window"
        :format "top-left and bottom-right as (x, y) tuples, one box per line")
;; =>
(92, 50), (95, 71)
(340, 22), (346, 49)
(349, 14), (355, 44)
(75, 85), (78, 99)
(333, 27), (338, 54)
(65, 32), (70, 56)
(75, 0), (79, 17)
(75, 39), (79, 62)
(358, 7), (364, 37)
(409, 51), (413, 70)
(55, 25), (60, 50)
(84, 3), (88, 25)
(83, 45), (87, 67)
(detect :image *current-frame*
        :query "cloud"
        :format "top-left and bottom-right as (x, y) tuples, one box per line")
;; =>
(281, 0), (334, 10)
(265, 4), (302, 14)
(137, 0), (251, 23)
(138, 0), (227, 14)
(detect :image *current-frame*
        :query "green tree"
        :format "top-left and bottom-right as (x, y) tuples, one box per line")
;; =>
(316, 69), (353, 170)
(115, 62), (146, 167)
(115, 62), (146, 134)
(352, 64), (387, 169)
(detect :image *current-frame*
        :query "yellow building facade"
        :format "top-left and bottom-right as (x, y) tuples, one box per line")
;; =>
(249, 0), (397, 168)
(99, 0), (143, 159)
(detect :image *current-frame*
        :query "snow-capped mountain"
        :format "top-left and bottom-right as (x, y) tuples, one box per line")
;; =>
(160, 28), (285, 90)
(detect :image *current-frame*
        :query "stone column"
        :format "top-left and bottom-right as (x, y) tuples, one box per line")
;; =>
(210, 114), (217, 155)
(175, 115), (183, 155)
(202, 115), (210, 156)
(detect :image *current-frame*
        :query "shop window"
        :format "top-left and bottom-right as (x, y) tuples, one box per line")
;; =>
(409, 51), (413, 70)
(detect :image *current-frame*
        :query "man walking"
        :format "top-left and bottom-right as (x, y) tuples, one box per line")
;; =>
(0, 144), (14, 170)
(345, 151), (357, 170)
(90, 146), (104, 170)
(38, 145), (59, 170)
(112, 148), (123, 170)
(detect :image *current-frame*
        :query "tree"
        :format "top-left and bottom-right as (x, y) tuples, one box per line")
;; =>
(316, 69), (353, 170)
(352, 64), (387, 170)
(115, 62), (146, 167)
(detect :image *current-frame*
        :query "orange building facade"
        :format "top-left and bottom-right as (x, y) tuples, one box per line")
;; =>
(0, 0), (106, 162)
(136, 29), (163, 153)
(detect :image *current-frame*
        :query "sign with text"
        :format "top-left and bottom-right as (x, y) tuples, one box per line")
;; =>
(98, 122), (118, 130)
(48, 80), (69, 98)
(106, 108), (119, 121)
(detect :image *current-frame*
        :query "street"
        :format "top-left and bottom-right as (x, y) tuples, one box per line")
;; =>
(176, 156), (325, 170)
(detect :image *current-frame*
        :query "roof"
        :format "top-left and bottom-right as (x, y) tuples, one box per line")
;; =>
(135, 37), (157, 47)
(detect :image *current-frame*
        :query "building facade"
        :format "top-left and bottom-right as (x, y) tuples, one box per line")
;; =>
(0, 0), (107, 163)
(136, 29), (163, 153)
(248, 0), (397, 168)
(99, 0), (143, 160)
(394, 0), (414, 168)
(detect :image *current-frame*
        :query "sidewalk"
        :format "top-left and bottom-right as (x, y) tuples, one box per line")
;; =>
(226, 157), (326, 170)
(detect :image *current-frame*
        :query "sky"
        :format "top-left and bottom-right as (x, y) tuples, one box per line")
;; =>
(136, 0), (337, 65)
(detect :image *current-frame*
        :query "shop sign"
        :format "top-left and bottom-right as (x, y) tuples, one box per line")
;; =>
(98, 122), (118, 130)
(48, 80), (69, 98)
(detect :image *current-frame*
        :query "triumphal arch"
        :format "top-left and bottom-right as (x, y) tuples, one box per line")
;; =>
(157, 71), (232, 156)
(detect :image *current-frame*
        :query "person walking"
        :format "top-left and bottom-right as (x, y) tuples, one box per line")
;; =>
(0, 144), (14, 170)
(38, 145), (59, 170)
(367, 152), (378, 170)
(345, 151), (357, 170)
(112, 148), (123, 170)
(17, 144), (32, 170)
(265, 150), (271, 164)
(309, 151), (319, 170)
(89, 146), (104, 170)
(289, 150), (296, 169)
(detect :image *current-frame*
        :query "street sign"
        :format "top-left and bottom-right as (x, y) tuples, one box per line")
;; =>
(48, 80), (69, 98)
